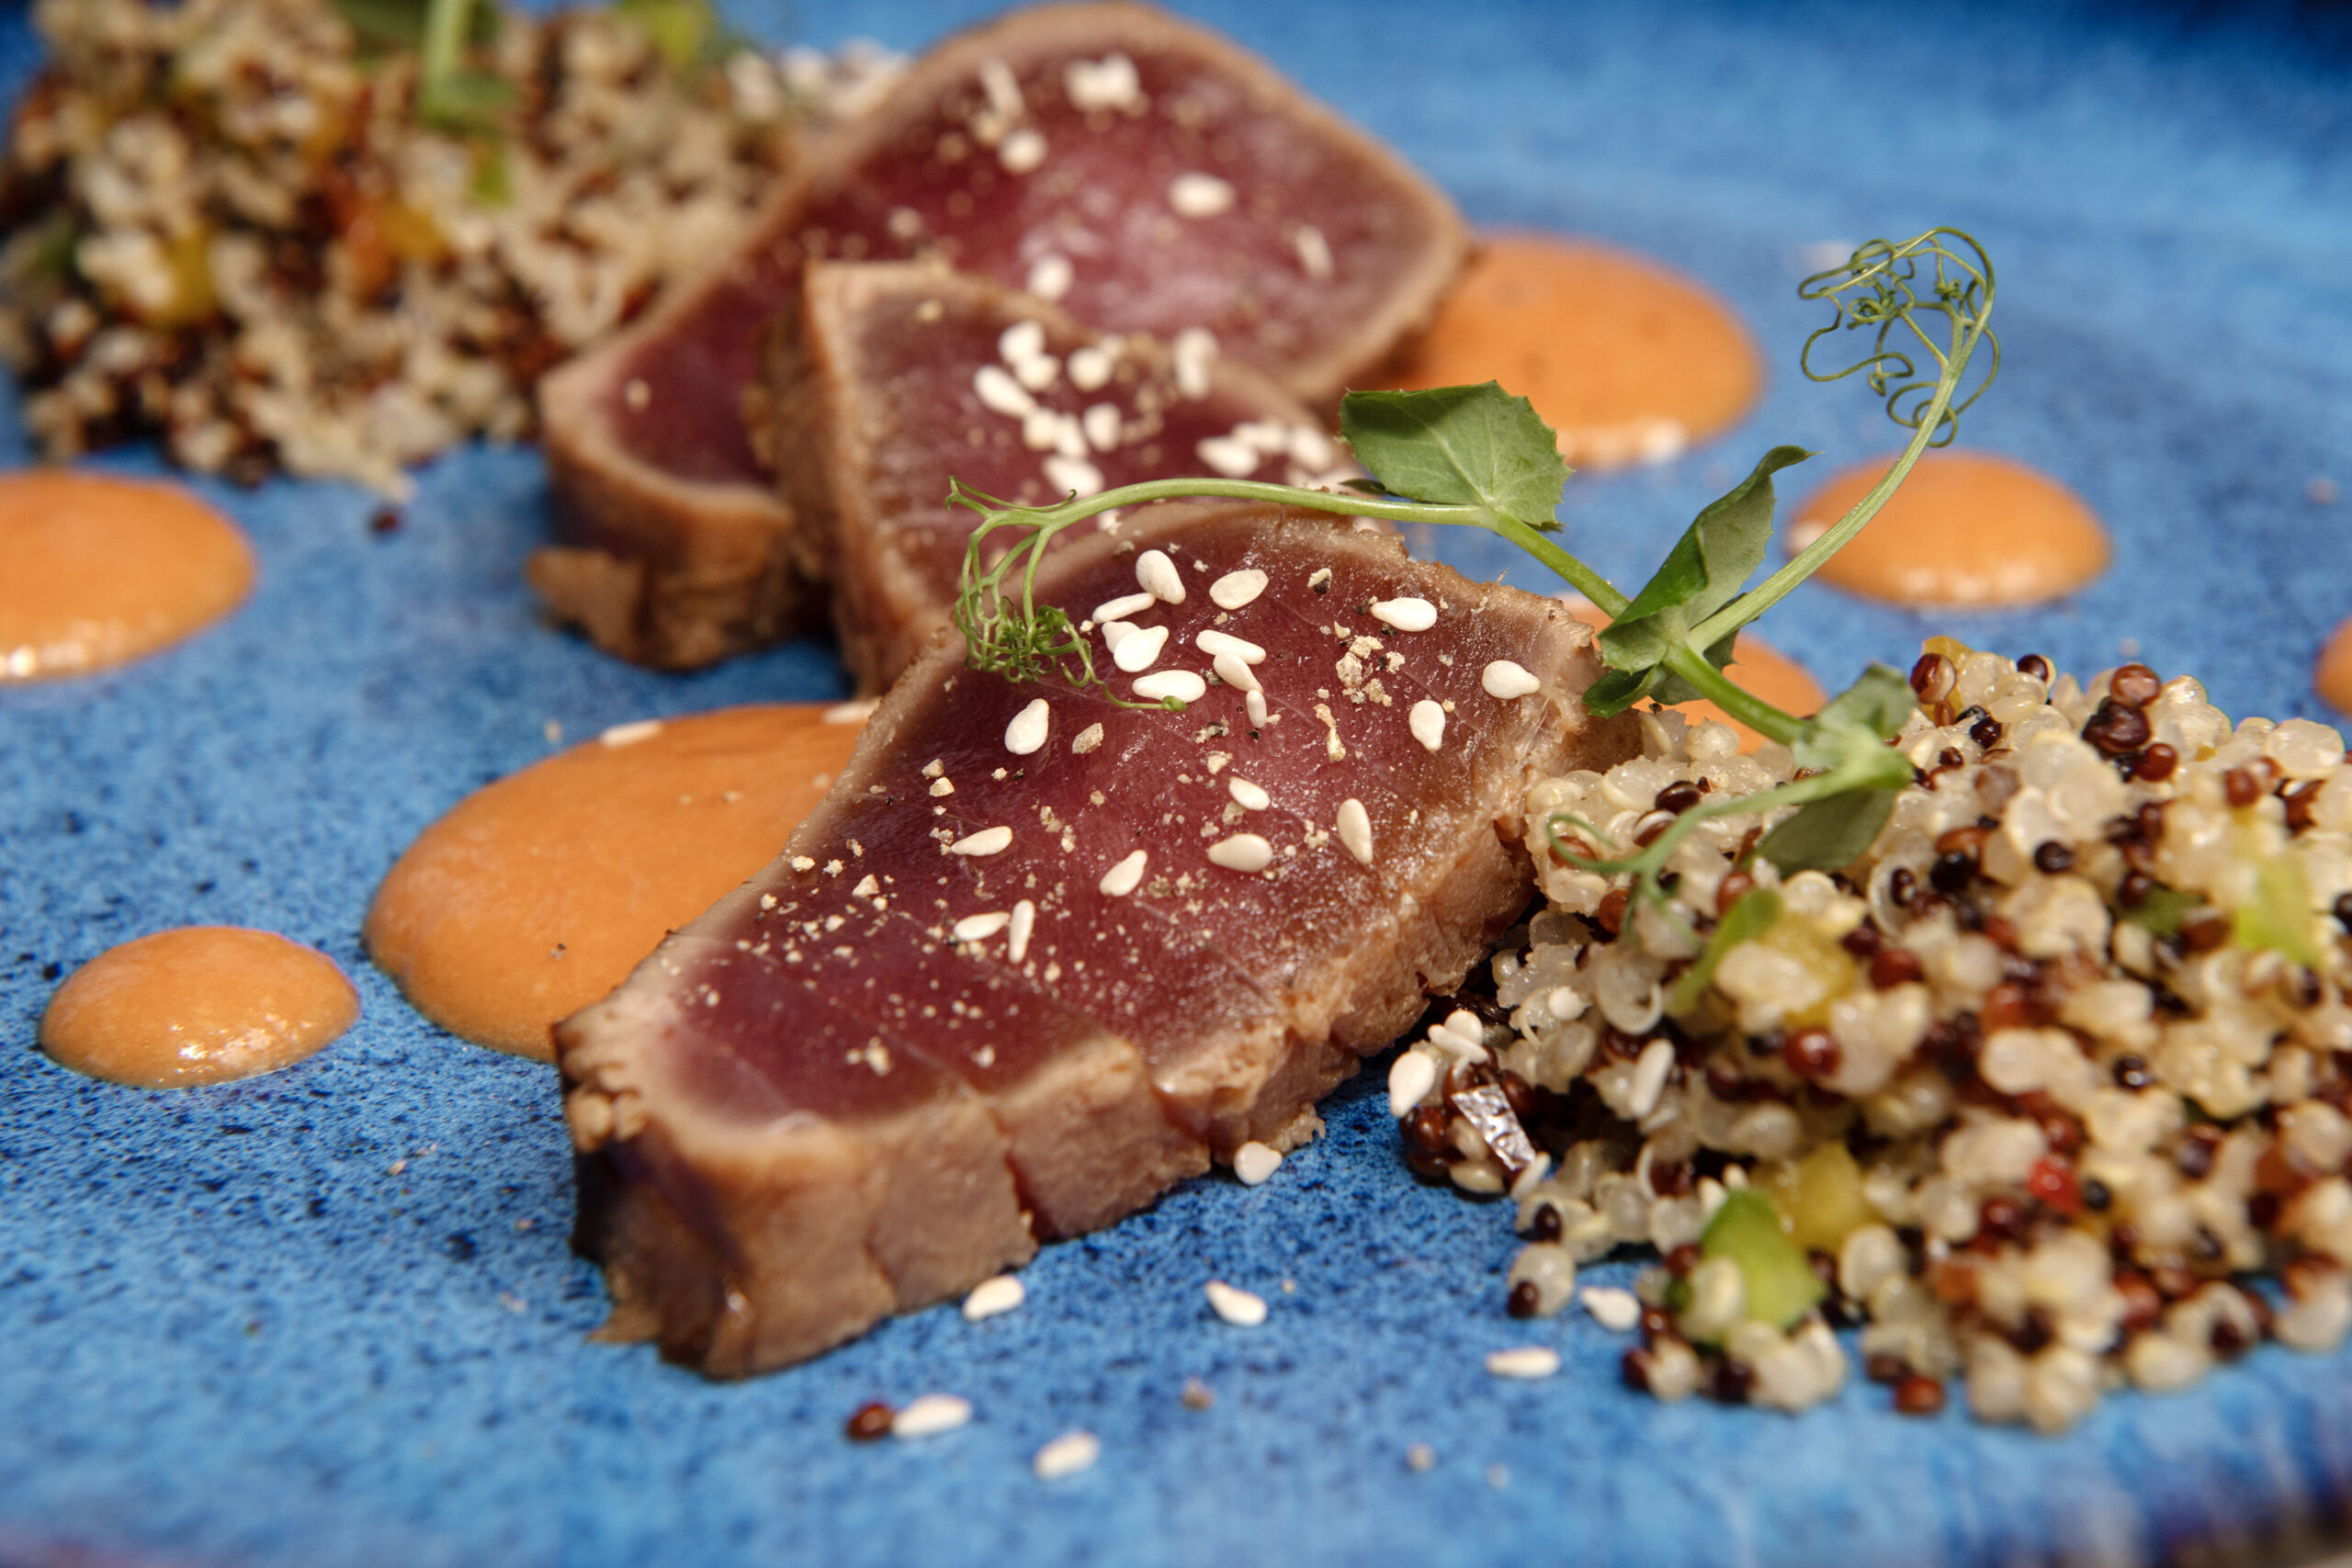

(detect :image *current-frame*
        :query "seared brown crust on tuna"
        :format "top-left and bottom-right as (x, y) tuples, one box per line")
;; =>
(557, 504), (1634, 1375)
(532, 2), (1467, 670)
(769, 259), (1348, 694)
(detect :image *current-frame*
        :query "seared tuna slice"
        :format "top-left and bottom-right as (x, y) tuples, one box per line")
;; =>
(532, 2), (1467, 669)
(558, 503), (1635, 1374)
(768, 259), (1348, 693)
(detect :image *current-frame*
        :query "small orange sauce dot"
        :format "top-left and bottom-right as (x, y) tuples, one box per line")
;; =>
(367, 704), (869, 1059)
(1387, 233), (1762, 470)
(0, 470), (254, 681)
(2317, 618), (2352, 720)
(1790, 451), (2109, 608)
(41, 928), (358, 1089)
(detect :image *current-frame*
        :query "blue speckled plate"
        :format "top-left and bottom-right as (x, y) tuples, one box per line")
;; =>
(7, 3), (2352, 1565)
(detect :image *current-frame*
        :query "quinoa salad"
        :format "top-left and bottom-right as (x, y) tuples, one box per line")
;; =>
(1393, 641), (2352, 1428)
(0, 0), (900, 497)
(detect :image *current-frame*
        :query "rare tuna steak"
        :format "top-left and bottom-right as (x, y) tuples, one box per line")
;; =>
(557, 503), (1637, 1374)
(767, 259), (1350, 693)
(531, 2), (1466, 669)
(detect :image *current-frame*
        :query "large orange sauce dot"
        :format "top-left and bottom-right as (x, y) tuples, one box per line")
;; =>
(1788, 451), (2110, 608)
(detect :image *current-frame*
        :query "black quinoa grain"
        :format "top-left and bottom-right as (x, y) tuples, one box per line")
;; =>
(1840, 924), (1884, 958)
(2134, 742), (2179, 782)
(2083, 699), (2152, 755)
(368, 507), (401, 535)
(1665, 1242), (1702, 1277)
(1978, 1193), (2025, 1245)
(1620, 1348), (1654, 1391)
(1870, 947), (1924, 989)
(2284, 779), (2324, 832)
(2018, 653), (2052, 682)
(2335, 893), (2352, 933)
(2109, 663), (2163, 707)
(1930, 851), (1976, 896)
(2176, 1126), (2221, 1180)
(2118, 871), (2154, 908)
(1525, 1203), (1562, 1244)
(2224, 767), (2264, 808)
(2211, 1315), (2250, 1359)
(2111, 1054), (2152, 1090)
(1715, 869), (1756, 916)
(2033, 841), (2075, 874)
(1889, 865), (1917, 907)
(1506, 1280), (1542, 1318)
(1639, 1306), (1676, 1344)
(1711, 1358), (1755, 1404)
(1781, 1028), (1840, 1081)
(1865, 1350), (1910, 1383)
(1969, 715), (2004, 750)
(1910, 651), (1955, 703)
(1654, 780), (1703, 815)
(2248, 1191), (2282, 1231)
(845, 1401), (894, 1441)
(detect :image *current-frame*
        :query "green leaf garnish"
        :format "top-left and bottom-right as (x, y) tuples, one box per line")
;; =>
(1700, 1188), (1825, 1330)
(2120, 884), (2203, 938)
(1339, 382), (1569, 534)
(1668, 885), (1782, 1017)
(2233, 852), (2324, 968)
(1753, 787), (1898, 876)
(1587, 445), (1813, 718)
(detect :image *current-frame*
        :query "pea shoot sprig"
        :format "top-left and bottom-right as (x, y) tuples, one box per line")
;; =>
(950, 228), (1998, 913)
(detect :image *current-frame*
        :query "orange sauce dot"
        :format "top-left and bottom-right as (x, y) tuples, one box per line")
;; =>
(41, 928), (358, 1089)
(0, 470), (254, 681)
(2317, 617), (2352, 720)
(366, 703), (868, 1060)
(1789, 451), (2110, 608)
(1387, 233), (1761, 469)
(1564, 599), (1822, 752)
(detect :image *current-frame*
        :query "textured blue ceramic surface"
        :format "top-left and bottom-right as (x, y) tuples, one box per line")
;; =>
(6, 3), (2352, 1565)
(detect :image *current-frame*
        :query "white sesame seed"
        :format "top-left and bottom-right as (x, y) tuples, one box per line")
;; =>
(1197, 434), (1259, 478)
(1072, 722), (1105, 755)
(974, 364), (1033, 417)
(1407, 700), (1446, 752)
(598, 718), (662, 748)
(954, 910), (1012, 943)
(1069, 344), (1114, 391)
(1091, 591), (1154, 623)
(1388, 1049), (1437, 1115)
(1099, 618), (1135, 651)
(1204, 1280), (1267, 1325)
(1134, 671), (1206, 704)
(1245, 690), (1270, 728)
(1233, 1141), (1283, 1185)
(1064, 51), (1139, 112)
(1081, 402), (1122, 451)
(1580, 1286), (1641, 1333)
(1033, 1430), (1100, 1480)
(1020, 408), (1061, 451)
(1136, 548), (1186, 603)
(1196, 628), (1265, 664)
(951, 826), (1013, 856)
(1207, 833), (1272, 872)
(1006, 898), (1035, 964)
(1111, 624), (1169, 672)
(1485, 1347), (1560, 1381)
(1370, 596), (1438, 632)
(1335, 797), (1373, 864)
(1170, 172), (1237, 217)
(1626, 1037), (1676, 1120)
(1100, 849), (1148, 897)
(1227, 776), (1270, 810)
(1013, 354), (1061, 393)
(999, 127), (1046, 174)
(1214, 651), (1261, 694)
(1209, 569), (1268, 609)
(978, 57), (1023, 119)
(962, 1274), (1025, 1321)
(1000, 320), (1046, 364)
(892, 1393), (973, 1438)
(1044, 454), (1103, 497)
(1026, 253), (1073, 302)
(1005, 697), (1051, 755)
(1294, 223), (1334, 280)
(1233, 419), (1288, 454)
(1483, 660), (1543, 700)
(1171, 328), (1216, 399)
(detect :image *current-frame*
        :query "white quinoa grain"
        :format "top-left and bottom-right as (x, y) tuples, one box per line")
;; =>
(891, 1393), (973, 1438)
(1484, 1346), (1561, 1380)
(1004, 698), (1051, 755)
(1204, 1279), (1268, 1325)
(1233, 1141), (1283, 1185)
(1483, 660), (1542, 699)
(1408, 700), (1446, 752)
(961, 1274), (1025, 1321)
(1207, 833), (1273, 872)
(1034, 1430), (1100, 1480)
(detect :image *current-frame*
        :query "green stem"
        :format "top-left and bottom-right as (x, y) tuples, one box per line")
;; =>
(420, 0), (470, 106)
(1688, 319), (1986, 652)
(1659, 642), (1805, 745)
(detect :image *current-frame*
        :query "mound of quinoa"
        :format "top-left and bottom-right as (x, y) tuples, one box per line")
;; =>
(1398, 640), (2352, 1429)
(0, 0), (901, 497)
